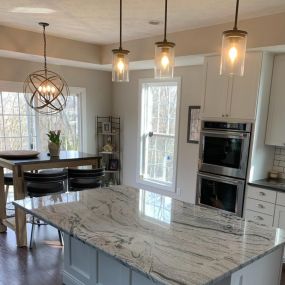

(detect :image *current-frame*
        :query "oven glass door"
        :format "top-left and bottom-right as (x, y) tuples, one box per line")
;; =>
(199, 131), (250, 178)
(197, 173), (245, 216)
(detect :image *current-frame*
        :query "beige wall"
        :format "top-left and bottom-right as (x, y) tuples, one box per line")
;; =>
(0, 57), (112, 153)
(112, 65), (203, 203)
(102, 12), (285, 64)
(0, 25), (101, 64)
(2, 11), (285, 67)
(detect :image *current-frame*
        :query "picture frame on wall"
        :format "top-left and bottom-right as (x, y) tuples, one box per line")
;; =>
(102, 122), (111, 134)
(187, 106), (201, 144)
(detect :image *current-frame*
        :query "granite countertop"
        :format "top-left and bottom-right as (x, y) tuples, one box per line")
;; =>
(13, 185), (285, 285)
(248, 178), (285, 192)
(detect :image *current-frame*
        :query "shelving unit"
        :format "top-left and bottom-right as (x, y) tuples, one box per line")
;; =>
(96, 116), (121, 185)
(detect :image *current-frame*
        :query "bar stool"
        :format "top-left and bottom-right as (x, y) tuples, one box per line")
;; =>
(68, 168), (104, 191)
(24, 171), (68, 249)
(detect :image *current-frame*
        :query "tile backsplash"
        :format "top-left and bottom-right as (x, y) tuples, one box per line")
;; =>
(272, 147), (285, 178)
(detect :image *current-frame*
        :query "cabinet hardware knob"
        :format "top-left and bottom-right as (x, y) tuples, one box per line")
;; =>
(254, 216), (264, 221)
(222, 114), (224, 117)
(257, 204), (264, 209)
(259, 192), (266, 196)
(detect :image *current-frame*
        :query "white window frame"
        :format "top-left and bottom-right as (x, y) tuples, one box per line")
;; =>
(0, 81), (86, 152)
(137, 77), (181, 193)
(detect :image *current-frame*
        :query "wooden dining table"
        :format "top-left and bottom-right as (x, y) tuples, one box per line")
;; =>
(0, 151), (101, 247)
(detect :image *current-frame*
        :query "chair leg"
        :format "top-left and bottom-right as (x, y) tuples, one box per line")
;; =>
(29, 216), (35, 249)
(58, 230), (63, 246)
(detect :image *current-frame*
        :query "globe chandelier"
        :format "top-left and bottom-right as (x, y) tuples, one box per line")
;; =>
(23, 22), (69, 114)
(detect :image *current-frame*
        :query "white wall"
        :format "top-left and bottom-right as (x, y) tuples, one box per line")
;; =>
(112, 65), (203, 203)
(0, 57), (112, 153)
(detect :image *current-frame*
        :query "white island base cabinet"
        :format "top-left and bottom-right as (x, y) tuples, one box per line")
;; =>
(63, 235), (284, 285)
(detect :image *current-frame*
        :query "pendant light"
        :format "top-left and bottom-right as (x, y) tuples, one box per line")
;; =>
(154, 0), (175, 79)
(220, 0), (247, 76)
(112, 0), (130, 82)
(23, 22), (69, 114)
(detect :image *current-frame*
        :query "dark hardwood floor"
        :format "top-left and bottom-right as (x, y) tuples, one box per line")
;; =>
(1, 225), (285, 285)
(0, 225), (63, 285)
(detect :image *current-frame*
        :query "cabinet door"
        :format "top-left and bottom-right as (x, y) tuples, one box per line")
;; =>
(230, 52), (262, 121)
(266, 55), (285, 146)
(201, 56), (229, 119)
(273, 205), (285, 229)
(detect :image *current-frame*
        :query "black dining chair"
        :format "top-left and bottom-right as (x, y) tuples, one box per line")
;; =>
(24, 170), (68, 249)
(67, 168), (105, 191)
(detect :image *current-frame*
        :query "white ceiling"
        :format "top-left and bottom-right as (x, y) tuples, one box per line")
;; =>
(0, 0), (285, 45)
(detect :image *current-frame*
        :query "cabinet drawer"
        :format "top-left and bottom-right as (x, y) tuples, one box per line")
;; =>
(245, 210), (274, 227)
(276, 192), (285, 207)
(247, 185), (276, 203)
(245, 198), (275, 215)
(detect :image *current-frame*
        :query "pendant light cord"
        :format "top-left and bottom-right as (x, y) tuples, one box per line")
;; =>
(164, 0), (167, 42)
(119, 0), (122, 50)
(43, 24), (47, 72)
(234, 0), (239, 30)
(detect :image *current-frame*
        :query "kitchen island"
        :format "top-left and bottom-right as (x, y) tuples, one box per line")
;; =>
(13, 185), (285, 285)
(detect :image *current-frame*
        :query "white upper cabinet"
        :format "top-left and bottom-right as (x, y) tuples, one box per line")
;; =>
(202, 56), (229, 119)
(230, 53), (262, 120)
(201, 52), (263, 121)
(265, 55), (285, 147)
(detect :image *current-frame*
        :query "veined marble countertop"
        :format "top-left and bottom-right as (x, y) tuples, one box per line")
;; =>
(14, 185), (285, 285)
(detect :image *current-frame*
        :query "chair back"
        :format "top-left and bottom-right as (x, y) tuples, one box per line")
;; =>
(68, 168), (104, 191)
(24, 170), (68, 197)
(4, 172), (13, 186)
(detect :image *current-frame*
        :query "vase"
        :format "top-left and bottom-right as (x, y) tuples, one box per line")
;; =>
(48, 141), (60, 157)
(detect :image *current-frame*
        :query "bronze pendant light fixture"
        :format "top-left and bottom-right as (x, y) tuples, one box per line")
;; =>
(23, 22), (69, 114)
(154, 0), (175, 79)
(220, 0), (247, 76)
(112, 0), (130, 82)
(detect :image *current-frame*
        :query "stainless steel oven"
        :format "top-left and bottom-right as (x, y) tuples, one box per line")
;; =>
(199, 121), (251, 179)
(197, 172), (245, 216)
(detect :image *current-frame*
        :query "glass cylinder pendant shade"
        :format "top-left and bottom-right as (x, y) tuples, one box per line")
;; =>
(154, 41), (175, 79)
(112, 49), (130, 82)
(220, 30), (247, 76)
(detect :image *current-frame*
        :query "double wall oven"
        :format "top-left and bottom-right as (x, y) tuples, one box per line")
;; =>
(197, 121), (251, 216)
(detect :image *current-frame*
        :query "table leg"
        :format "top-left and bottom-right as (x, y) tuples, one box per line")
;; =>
(0, 167), (7, 233)
(13, 166), (27, 247)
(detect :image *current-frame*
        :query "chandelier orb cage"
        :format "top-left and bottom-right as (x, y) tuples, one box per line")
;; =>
(23, 22), (69, 115)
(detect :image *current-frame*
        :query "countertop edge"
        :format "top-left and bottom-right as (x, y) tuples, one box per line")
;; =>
(248, 181), (285, 193)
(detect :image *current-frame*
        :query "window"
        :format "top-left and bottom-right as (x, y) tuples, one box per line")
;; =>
(0, 89), (82, 152)
(138, 79), (180, 192)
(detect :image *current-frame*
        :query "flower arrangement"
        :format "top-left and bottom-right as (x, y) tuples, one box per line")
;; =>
(47, 130), (61, 145)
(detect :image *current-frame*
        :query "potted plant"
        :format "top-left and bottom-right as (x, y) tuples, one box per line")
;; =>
(47, 130), (61, 157)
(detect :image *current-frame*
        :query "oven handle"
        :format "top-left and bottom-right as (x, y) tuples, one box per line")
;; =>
(197, 172), (244, 185)
(201, 130), (250, 139)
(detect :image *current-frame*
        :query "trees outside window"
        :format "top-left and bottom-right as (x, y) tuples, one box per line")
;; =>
(0, 91), (81, 151)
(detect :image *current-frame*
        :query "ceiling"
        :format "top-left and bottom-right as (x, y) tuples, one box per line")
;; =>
(0, 0), (285, 45)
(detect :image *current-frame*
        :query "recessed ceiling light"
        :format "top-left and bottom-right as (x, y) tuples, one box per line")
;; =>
(10, 7), (56, 14)
(149, 20), (160, 26)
